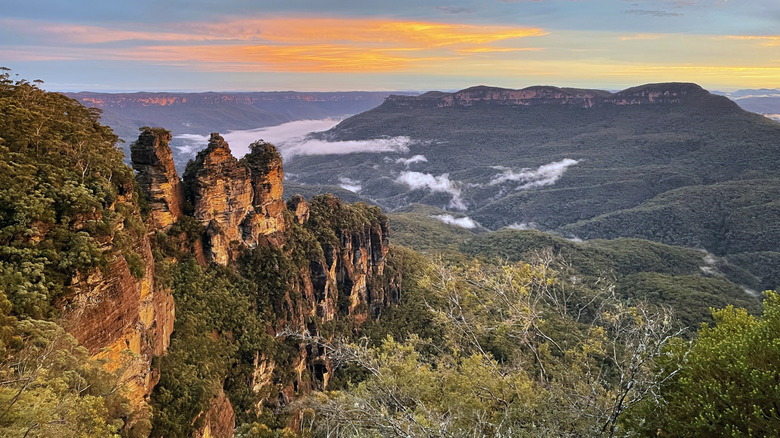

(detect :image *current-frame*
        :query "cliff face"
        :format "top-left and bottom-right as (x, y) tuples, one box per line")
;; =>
(61, 186), (175, 410)
(182, 134), (285, 265)
(243, 140), (287, 247)
(251, 194), (394, 415)
(385, 83), (736, 110)
(192, 387), (236, 438)
(131, 128), (185, 229)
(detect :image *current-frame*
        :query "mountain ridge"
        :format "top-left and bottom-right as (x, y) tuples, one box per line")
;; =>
(381, 82), (735, 109)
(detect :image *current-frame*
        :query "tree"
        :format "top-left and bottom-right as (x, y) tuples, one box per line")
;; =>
(631, 291), (780, 437)
(293, 255), (682, 437)
(0, 317), (131, 438)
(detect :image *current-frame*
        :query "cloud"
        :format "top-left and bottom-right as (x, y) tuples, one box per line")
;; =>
(396, 171), (466, 210)
(174, 119), (414, 161)
(435, 6), (474, 14)
(489, 158), (579, 189)
(338, 177), (362, 193)
(432, 214), (479, 229)
(507, 222), (537, 230)
(176, 119), (415, 161)
(0, 16), (546, 73)
(623, 9), (683, 17)
(395, 155), (428, 167)
(280, 136), (413, 160)
(726, 35), (780, 47)
(220, 119), (342, 157)
(173, 133), (210, 157)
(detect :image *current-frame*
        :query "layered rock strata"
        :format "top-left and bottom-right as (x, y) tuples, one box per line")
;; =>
(182, 134), (285, 264)
(131, 127), (184, 229)
(61, 187), (175, 410)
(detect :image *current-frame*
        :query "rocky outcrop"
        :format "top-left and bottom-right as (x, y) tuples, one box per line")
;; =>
(384, 83), (735, 110)
(182, 134), (285, 264)
(131, 127), (185, 229)
(192, 387), (236, 438)
(279, 195), (393, 395)
(241, 140), (287, 247)
(130, 128), (397, 435)
(61, 187), (175, 411)
(288, 195), (310, 225)
(183, 134), (254, 265)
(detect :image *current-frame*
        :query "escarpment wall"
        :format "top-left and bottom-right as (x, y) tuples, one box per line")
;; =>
(61, 182), (175, 411)
(384, 82), (737, 110)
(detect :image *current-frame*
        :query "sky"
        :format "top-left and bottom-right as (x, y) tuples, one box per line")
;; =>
(1, 0), (778, 92)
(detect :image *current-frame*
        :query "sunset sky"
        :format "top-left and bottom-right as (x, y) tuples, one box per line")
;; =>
(1, 0), (778, 92)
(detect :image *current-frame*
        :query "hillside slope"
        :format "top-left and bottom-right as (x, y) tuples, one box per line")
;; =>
(282, 83), (780, 287)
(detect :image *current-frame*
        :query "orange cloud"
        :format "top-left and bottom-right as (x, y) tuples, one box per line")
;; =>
(191, 17), (546, 46)
(1, 16), (546, 73)
(121, 44), (454, 72)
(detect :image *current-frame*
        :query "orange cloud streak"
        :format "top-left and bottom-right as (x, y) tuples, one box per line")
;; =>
(112, 44), (455, 72)
(2, 16), (546, 73)
(725, 35), (780, 46)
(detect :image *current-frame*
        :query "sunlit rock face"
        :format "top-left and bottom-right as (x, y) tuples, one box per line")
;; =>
(192, 387), (236, 438)
(131, 127), (184, 229)
(242, 140), (287, 248)
(61, 187), (174, 411)
(182, 134), (286, 265)
(183, 133), (254, 264)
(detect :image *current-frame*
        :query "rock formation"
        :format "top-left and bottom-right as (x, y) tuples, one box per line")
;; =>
(288, 195), (310, 224)
(192, 387), (236, 438)
(242, 140), (287, 246)
(131, 130), (396, 438)
(131, 127), (185, 229)
(182, 134), (286, 264)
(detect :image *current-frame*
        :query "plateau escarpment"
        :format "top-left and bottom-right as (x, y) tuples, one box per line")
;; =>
(383, 83), (736, 109)
(0, 72), (176, 435)
(288, 82), (780, 290)
(66, 90), (399, 171)
(131, 129), (396, 437)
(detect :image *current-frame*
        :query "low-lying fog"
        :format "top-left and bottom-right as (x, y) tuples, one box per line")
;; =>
(174, 118), (412, 161)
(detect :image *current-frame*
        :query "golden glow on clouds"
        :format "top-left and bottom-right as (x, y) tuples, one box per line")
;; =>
(0, 17), (545, 72)
(726, 35), (780, 46)
(1, 16), (779, 89)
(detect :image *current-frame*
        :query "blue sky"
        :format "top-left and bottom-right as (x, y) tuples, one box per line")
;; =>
(1, 0), (778, 92)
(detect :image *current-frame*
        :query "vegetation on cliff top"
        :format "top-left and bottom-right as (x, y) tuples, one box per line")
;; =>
(0, 69), (147, 436)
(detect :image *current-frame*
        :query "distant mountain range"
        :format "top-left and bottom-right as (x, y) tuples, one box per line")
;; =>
(65, 91), (401, 170)
(715, 88), (780, 121)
